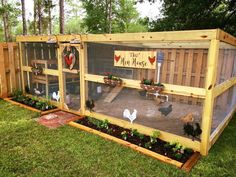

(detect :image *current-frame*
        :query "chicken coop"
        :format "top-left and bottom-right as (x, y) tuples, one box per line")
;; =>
(16, 29), (236, 155)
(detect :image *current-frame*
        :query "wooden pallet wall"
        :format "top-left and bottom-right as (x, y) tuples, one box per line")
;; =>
(0, 43), (21, 98)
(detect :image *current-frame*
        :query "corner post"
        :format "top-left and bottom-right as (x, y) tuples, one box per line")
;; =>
(201, 39), (220, 155)
(18, 42), (25, 93)
(57, 43), (65, 109)
(79, 42), (87, 115)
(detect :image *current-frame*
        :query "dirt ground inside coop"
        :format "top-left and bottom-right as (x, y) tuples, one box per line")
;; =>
(92, 87), (224, 137)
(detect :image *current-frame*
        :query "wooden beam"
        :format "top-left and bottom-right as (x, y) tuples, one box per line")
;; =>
(16, 35), (82, 43)
(82, 29), (217, 42)
(200, 39), (220, 156)
(84, 110), (201, 152)
(8, 43), (16, 92)
(209, 104), (236, 148)
(16, 35), (56, 42)
(16, 30), (218, 43)
(213, 76), (236, 98)
(19, 43), (25, 93)
(79, 43), (87, 114)
(84, 74), (206, 98)
(217, 29), (236, 47)
(57, 44), (65, 109)
(22, 66), (59, 76)
(0, 44), (8, 98)
(93, 41), (211, 49)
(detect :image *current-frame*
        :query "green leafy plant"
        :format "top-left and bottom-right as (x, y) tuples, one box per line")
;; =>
(99, 119), (109, 129)
(107, 128), (113, 134)
(121, 131), (128, 140)
(175, 153), (183, 160)
(144, 142), (152, 149)
(138, 133), (144, 140)
(150, 130), (160, 144)
(131, 129), (139, 137)
(165, 142), (186, 160)
(11, 89), (23, 99)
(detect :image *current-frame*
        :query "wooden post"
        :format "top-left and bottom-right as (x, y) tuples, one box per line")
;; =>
(19, 42), (25, 93)
(79, 42), (87, 115)
(57, 44), (65, 109)
(200, 39), (220, 155)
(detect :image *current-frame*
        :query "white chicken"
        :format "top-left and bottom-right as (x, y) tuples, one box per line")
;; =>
(123, 109), (137, 124)
(34, 88), (44, 96)
(52, 91), (60, 102)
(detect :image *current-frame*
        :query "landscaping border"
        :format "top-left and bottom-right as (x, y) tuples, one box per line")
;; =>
(68, 121), (201, 171)
(3, 98), (60, 115)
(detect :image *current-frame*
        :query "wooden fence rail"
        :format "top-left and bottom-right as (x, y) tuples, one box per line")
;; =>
(0, 43), (21, 98)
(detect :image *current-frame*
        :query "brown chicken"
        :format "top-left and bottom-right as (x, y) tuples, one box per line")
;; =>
(181, 113), (194, 123)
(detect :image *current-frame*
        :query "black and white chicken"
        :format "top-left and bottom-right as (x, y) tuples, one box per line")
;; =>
(183, 123), (202, 140)
(86, 99), (95, 112)
(158, 104), (172, 116)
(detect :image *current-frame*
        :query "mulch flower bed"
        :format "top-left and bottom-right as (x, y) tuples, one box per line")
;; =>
(75, 117), (194, 163)
(11, 95), (57, 111)
(10, 90), (57, 112)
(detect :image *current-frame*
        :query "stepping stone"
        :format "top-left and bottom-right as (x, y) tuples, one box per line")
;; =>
(37, 110), (83, 129)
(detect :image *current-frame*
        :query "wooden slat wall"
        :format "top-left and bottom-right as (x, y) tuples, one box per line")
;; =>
(138, 49), (208, 105)
(0, 43), (21, 98)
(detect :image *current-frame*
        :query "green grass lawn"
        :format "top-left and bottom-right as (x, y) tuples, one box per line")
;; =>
(0, 99), (235, 177)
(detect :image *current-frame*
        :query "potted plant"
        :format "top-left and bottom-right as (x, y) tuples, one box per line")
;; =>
(103, 72), (122, 87)
(140, 78), (164, 92)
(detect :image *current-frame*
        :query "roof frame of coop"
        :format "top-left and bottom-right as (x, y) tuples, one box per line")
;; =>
(16, 29), (236, 156)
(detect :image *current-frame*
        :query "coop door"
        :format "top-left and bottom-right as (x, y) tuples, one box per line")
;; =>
(60, 44), (81, 111)
(21, 42), (60, 99)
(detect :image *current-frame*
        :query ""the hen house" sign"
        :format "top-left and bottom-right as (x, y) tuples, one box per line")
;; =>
(114, 51), (157, 69)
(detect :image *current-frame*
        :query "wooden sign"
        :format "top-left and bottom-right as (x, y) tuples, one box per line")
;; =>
(114, 51), (157, 69)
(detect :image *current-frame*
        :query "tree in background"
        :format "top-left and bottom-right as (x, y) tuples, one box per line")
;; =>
(114, 0), (147, 33)
(64, 0), (85, 34)
(37, 0), (43, 34)
(59, 0), (65, 34)
(1, 0), (11, 41)
(0, 0), (20, 41)
(20, 0), (27, 35)
(82, 0), (147, 33)
(148, 0), (236, 35)
(81, 0), (109, 33)
(44, 0), (55, 34)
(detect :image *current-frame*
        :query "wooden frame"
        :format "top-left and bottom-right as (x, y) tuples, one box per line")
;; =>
(16, 29), (236, 156)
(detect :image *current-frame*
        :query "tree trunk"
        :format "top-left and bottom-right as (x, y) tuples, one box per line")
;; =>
(1, 0), (11, 41)
(105, 0), (108, 33)
(59, 0), (65, 34)
(33, 0), (36, 34)
(21, 0), (27, 35)
(48, 5), (52, 34)
(108, 0), (112, 33)
(37, 0), (43, 34)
